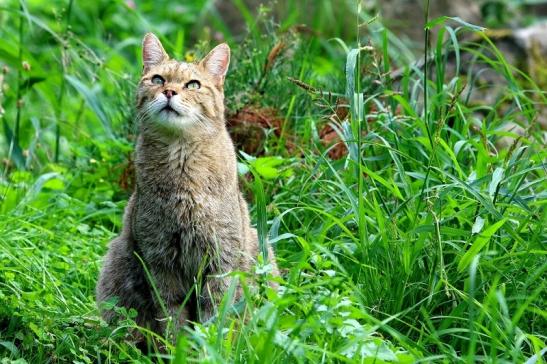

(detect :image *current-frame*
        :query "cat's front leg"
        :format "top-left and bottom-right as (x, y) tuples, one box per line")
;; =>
(154, 303), (190, 341)
(198, 274), (241, 322)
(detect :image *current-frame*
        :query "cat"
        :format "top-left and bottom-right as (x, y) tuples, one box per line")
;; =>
(96, 33), (278, 339)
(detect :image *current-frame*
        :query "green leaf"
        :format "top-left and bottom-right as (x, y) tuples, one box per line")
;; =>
(10, 170), (33, 183)
(65, 75), (113, 138)
(425, 16), (485, 31)
(471, 216), (485, 235)
(2, 118), (25, 169)
(489, 167), (504, 198)
(19, 172), (61, 205)
(250, 156), (292, 180)
(0, 341), (19, 355)
(29, 322), (43, 338)
(237, 162), (249, 175)
(458, 218), (507, 272)
(43, 177), (65, 191)
(362, 165), (404, 200)
(345, 48), (359, 101)
(250, 167), (268, 262)
(21, 76), (46, 89)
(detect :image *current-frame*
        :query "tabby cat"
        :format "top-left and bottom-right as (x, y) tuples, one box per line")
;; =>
(96, 33), (278, 337)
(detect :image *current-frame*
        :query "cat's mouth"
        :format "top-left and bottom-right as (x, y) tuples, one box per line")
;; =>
(161, 104), (180, 115)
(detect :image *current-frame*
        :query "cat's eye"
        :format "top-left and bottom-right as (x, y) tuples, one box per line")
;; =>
(151, 75), (165, 85)
(186, 80), (200, 90)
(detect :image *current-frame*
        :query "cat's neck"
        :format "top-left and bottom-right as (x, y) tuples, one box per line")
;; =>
(134, 126), (237, 195)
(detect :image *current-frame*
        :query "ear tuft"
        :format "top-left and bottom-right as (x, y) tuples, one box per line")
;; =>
(142, 33), (168, 71)
(200, 43), (230, 83)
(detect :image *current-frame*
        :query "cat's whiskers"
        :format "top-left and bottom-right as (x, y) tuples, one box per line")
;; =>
(137, 96), (217, 136)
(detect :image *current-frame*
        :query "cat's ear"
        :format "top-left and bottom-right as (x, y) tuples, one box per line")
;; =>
(200, 43), (230, 85)
(142, 33), (168, 72)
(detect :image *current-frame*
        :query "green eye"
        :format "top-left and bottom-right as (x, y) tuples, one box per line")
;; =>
(186, 80), (200, 90)
(151, 75), (165, 85)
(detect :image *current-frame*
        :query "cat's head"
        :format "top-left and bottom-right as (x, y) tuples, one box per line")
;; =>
(136, 33), (230, 137)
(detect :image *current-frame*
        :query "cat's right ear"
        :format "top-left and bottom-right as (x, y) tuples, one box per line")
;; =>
(142, 33), (168, 72)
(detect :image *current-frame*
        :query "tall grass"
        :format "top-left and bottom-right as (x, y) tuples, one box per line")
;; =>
(1, 0), (545, 363)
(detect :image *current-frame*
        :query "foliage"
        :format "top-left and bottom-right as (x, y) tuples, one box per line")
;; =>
(1, 0), (546, 363)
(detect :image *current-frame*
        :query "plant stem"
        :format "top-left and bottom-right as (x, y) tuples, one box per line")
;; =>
(54, 0), (74, 163)
(356, 1), (368, 256)
(412, 0), (432, 226)
(14, 2), (24, 150)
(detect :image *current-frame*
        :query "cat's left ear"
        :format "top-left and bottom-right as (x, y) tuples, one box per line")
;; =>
(142, 33), (168, 72)
(200, 43), (230, 86)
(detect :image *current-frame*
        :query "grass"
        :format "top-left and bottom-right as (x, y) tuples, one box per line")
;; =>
(1, 0), (546, 363)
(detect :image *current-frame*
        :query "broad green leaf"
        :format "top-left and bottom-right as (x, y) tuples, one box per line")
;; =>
(250, 156), (293, 180)
(43, 177), (65, 190)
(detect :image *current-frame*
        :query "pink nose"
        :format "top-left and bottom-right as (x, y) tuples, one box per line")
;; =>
(163, 89), (177, 98)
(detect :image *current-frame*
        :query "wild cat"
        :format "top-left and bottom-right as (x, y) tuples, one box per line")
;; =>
(96, 33), (278, 337)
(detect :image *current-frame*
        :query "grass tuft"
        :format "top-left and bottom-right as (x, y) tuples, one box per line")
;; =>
(0, 1), (545, 363)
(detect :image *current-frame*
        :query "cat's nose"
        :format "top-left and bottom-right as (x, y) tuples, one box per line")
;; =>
(163, 89), (177, 99)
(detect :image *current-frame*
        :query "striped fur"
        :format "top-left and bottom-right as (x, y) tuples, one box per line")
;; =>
(96, 33), (278, 339)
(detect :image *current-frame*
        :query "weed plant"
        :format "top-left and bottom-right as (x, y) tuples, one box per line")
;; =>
(0, 1), (545, 363)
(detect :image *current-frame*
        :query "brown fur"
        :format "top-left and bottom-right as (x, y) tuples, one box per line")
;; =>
(96, 33), (278, 337)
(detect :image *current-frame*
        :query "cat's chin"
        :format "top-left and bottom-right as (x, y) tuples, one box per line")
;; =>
(152, 112), (198, 134)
